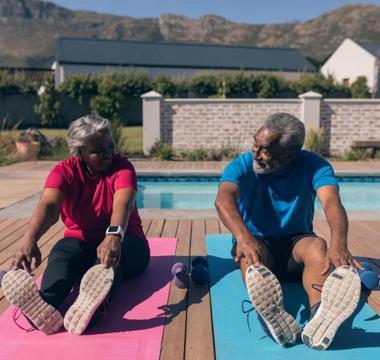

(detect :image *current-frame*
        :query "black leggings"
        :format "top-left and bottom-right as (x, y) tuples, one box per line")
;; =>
(40, 235), (150, 308)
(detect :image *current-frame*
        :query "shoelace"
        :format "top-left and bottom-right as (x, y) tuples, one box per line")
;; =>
(311, 283), (322, 292)
(12, 308), (36, 333)
(241, 300), (255, 332)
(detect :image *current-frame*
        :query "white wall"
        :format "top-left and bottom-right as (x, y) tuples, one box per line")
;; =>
(55, 63), (306, 86)
(321, 38), (378, 93)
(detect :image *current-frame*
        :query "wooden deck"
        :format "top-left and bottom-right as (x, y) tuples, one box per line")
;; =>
(0, 218), (379, 359)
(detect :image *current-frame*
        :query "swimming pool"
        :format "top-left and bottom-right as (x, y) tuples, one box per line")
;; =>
(136, 177), (380, 210)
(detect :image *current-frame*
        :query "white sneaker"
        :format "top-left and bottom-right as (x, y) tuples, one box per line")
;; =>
(64, 264), (114, 335)
(302, 265), (361, 350)
(245, 265), (301, 345)
(2, 269), (63, 334)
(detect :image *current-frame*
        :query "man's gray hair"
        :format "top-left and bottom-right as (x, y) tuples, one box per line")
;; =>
(67, 114), (113, 156)
(264, 112), (305, 152)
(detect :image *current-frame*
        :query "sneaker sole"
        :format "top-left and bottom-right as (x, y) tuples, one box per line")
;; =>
(1, 269), (63, 335)
(64, 264), (114, 335)
(246, 265), (301, 345)
(302, 265), (361, 350)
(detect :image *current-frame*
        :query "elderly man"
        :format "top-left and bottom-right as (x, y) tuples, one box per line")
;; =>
(215, 113), (362, 350)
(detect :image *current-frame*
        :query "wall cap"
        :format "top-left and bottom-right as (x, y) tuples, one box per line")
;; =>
(299, 91), (322, 99)
(141, 91), (162, 99)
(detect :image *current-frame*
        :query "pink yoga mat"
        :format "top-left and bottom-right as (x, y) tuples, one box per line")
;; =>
(0, 237), (177, 360)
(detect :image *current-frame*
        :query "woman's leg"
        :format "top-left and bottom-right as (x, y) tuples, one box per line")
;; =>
(40, 238), (96, 308)
(108, 235), (150, 300)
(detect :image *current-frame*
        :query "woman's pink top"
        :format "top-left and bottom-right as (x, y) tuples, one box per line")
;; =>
(44, 154), (146, 245)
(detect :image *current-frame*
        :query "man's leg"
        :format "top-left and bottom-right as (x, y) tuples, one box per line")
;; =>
(290, 236), (328, 308)
(234, 239), (300, 346)
(291, 235), (361, 350)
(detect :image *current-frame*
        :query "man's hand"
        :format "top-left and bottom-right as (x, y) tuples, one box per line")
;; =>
(13, 241), (42, 273)
(321, 244), (364, 275)
(235, 235), (271, 266)
(97, 235), (122, 269)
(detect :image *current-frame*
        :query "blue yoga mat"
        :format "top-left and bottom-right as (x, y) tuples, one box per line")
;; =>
(206, 234), (380, 360)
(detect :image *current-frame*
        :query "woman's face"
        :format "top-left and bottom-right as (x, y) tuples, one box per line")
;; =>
(79, 130), (116, 174)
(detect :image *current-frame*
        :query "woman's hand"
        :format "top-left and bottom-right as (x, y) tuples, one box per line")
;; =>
(13, 241), (42, 273)
(97, 235), (122, 269)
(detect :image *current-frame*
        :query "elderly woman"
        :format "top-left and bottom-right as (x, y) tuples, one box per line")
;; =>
(2, 115), (150, 335)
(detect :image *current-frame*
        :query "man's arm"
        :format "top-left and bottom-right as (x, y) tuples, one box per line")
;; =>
(317, 185), (362, 274)
(215, 182), (270, 266)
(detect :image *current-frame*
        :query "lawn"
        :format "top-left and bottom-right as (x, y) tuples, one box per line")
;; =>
(1, 126), (143, 159)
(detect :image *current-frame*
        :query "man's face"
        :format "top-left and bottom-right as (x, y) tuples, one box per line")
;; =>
(252, 127), (292, 174)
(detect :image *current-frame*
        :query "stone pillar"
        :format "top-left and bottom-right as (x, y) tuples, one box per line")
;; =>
(142, 91), (162, 155)
(299, 91), (322, 132)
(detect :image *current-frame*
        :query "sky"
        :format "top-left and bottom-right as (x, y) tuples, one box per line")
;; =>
(50, 0), (380, 24)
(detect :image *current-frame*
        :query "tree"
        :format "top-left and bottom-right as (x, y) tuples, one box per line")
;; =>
(351, 76), (371, 98)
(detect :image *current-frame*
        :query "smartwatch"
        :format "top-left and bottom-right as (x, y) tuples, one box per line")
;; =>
(106, 225), (125, 239)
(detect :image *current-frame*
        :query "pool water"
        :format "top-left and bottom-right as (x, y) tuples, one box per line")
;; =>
(137, 180), (380, 210)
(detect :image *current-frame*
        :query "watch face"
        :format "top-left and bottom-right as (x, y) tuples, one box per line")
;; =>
(108, 226), (119, 232)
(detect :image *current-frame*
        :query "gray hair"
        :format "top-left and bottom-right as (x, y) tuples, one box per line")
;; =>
(67, 114), (113, 156)
(264, 112), (305, 152)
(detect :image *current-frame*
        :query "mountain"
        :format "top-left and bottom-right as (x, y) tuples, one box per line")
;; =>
(1, 0), (380, 68)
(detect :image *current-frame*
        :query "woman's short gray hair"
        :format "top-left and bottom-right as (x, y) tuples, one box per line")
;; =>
(67, 114), (113, 156)
(264, 112), (305, 152)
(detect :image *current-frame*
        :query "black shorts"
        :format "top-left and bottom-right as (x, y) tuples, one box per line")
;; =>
(231, 233), (317, 282)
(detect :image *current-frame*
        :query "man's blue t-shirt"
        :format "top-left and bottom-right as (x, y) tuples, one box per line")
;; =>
(220, 150), (338, 240)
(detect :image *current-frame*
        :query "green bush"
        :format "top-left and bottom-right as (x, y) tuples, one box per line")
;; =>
(291, 74), (351, 98)
(149, 141), (175, 160)
(343, 149), (369, 161)
(152, 75), (178, 98)
(179, 148), (209, 161)
(90, 71), (152, 122)
(187, 73), (218, 98)
(35, 79), (63, 127)
(208, 146), (241, 160)
(351, 76), (371, 98)
(38, 136), (70, 160)
(0, 71), (37, 96)
(304, 128), (324, 155)
(59, 74), (97, 105)
(0, 133), (16, 165)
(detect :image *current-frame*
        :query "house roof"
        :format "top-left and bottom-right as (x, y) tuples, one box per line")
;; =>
(359, 42), (380, 58)
(55, 37), (315, 73)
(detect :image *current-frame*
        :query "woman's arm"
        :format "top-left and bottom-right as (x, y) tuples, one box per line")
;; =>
(97, 188), (136, 268)
(13, 188), (64, 272)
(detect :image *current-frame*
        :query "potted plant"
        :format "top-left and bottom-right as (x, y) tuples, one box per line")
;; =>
(15, 128), (42, 160)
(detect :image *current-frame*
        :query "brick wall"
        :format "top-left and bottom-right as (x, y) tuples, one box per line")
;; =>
(143, 92), (380, 155)
(161, 99), (302, 151)
(321, 100), (380, 155)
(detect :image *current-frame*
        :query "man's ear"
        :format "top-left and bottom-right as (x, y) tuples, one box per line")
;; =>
(284, 149), (297, 162)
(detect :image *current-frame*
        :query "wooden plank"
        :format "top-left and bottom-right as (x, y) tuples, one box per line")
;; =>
(0, 221), (64, 266)
(0, 222), (65, 313)
(0, 219), (28, 243)
(205, 218), (220, 235)
(0, 221), (29, 252)
(0, 219), (23, 235)
(161, 220), (179, 238)
(185, 220), (215, 360)
(141, 219), (152, 236)
(160, 220), (191, 360)
(218, 220), (230, 234)
(314, 220), (380, 314)
(347, 222), (380, 314)
(146, 219), (165, 238)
